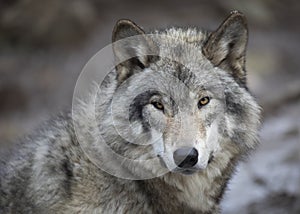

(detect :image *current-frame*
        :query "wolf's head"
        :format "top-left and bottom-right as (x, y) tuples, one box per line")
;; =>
(102, 12), (261, 177)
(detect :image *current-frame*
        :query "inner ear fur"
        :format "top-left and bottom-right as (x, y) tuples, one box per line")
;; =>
(112, 19), (158, 83)
(203, 11), (248, 87)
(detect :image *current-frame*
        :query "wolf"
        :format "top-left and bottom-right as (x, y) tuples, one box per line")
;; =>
(0, 11), (261, 213)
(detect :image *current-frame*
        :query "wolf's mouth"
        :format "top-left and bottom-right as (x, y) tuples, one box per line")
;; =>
(173, 167), (198, 175)
(179, 169), (198, 175)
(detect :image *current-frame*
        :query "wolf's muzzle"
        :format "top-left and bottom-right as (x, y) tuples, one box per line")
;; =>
(173, 147), (198, 168)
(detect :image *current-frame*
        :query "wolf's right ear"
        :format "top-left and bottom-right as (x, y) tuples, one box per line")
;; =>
(112, 19), (158, 83)
(202, 11), (248, 87)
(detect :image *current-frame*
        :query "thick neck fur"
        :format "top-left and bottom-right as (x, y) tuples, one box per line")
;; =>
(139, 155), (238, 213)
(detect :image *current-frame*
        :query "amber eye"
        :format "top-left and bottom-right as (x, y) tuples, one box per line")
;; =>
(198, 96), (210, 108)
(151, 101), (164, 111)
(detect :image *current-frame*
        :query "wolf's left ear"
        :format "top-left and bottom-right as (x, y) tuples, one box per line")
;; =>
(112, 19), (158, 83)
(203, 11), (248, 87)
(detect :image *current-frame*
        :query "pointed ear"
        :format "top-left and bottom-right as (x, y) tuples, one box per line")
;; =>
(112, 19), (158, 83)
(203, 11), (248, 87)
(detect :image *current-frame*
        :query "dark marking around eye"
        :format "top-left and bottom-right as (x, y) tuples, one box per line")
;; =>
(129, 90), (161, 129)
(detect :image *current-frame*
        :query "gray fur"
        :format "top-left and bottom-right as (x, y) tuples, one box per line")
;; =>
(0, 11), (261, 213)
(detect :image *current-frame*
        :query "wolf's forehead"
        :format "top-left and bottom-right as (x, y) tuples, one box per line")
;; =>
(154, 28), (211, 70)
(151, 57), (217, 91)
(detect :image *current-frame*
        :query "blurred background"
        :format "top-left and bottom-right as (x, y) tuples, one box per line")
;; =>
(0, 0), (299, 213)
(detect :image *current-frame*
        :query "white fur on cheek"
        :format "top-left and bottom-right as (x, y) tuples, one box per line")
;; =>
(151, 130), (164, 155)
(206, 119), (221, 153)
(151, 130), (178, 171)
(194, 119), (221, 169)
(194, 141), (209, 169)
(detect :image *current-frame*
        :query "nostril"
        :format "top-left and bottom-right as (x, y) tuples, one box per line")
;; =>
(173, 147), (198, 168)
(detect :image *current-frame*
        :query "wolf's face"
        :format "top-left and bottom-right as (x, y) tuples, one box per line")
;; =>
(137, 76), (224, 174)
(108, 12), (260, 176)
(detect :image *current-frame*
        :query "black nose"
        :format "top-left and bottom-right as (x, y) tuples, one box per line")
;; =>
(173, 147), (198, 168)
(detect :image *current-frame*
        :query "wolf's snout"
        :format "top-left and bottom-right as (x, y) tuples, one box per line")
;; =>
(173, 147), (198, 168)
